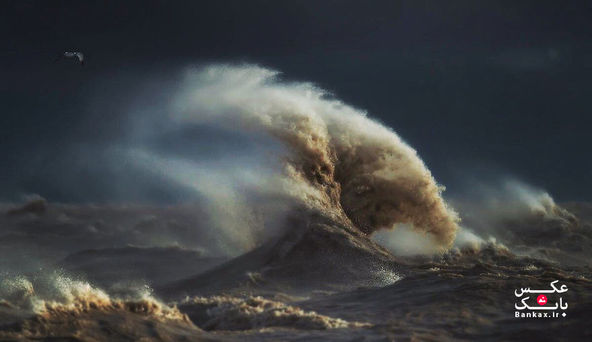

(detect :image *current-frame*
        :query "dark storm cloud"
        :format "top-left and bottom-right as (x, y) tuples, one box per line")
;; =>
(1, 0), (591, 202)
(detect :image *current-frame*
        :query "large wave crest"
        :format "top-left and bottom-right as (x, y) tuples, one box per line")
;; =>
(170, 65), (459, 248)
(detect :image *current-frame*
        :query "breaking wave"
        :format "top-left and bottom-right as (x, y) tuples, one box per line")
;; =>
(178, 295), (369, 330)
(170, 65), (459, 248)
(0, 274), (366, 336)
(0, 274), (188, 322)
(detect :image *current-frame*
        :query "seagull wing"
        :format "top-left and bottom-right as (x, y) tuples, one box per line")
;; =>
(57, 51), (85, 65)
(75, 52), (85, 65)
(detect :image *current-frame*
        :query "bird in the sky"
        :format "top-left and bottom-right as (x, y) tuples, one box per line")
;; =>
(55, 51), (85, 65)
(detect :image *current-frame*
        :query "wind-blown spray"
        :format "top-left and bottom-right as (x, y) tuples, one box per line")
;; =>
(172, 65), (459, 248)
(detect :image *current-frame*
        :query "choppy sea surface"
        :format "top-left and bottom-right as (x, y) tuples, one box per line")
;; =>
(0, 199), (591, 341)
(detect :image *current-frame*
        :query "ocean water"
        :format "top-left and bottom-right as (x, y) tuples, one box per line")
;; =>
(0, 200), (590, 341)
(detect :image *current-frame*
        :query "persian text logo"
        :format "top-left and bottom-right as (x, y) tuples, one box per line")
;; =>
(514, 280), (568, 318)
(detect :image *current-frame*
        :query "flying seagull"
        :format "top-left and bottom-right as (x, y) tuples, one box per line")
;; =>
(55, 51), (85, 65)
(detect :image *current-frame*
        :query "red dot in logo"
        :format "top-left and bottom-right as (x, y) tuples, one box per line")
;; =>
(537, 295), (548, 305)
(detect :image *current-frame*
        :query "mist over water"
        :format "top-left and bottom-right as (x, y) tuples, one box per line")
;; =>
(1, 64), (577, 258)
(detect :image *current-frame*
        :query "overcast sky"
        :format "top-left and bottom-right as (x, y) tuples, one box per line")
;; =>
(1, 0), (591, 202)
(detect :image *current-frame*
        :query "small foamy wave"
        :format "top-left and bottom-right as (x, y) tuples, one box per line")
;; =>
(0, 274), (188, 322)
(178, 295), (370, 330)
